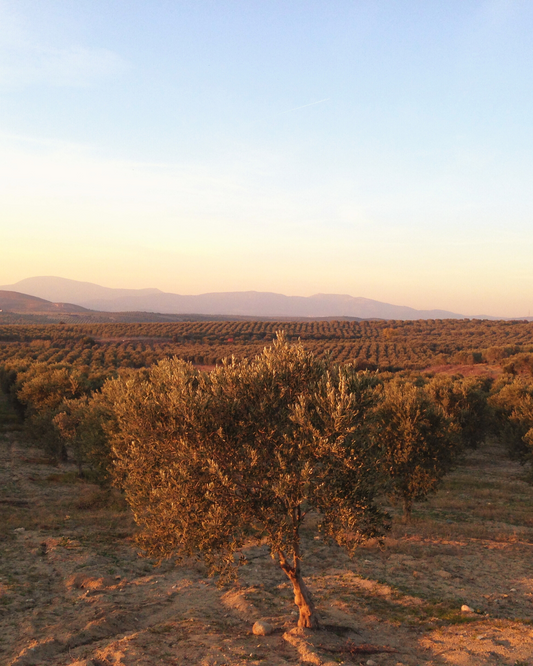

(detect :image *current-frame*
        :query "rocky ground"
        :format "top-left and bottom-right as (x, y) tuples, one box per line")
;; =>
(1, 392), (533, 666)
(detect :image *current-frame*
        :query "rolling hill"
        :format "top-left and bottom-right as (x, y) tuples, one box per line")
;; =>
(0, 290), (91, 315)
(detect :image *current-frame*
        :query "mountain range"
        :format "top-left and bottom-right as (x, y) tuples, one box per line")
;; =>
(0, 290), (238, 324)
(0, 276), (501, 320)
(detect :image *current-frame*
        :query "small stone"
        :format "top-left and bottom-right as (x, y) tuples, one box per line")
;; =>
(13, 527), (25, 533)
(461, 604), (474, 613)
(366, 660), (377, 666)
(510, 588), (516, 592)
(253, 620), (274, 636)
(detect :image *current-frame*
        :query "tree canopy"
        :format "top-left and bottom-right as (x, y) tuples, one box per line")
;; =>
(104, 334), (388, 628)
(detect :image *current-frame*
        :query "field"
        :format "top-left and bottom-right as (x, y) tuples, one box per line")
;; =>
(2, 318), (533, 372)
(1, 320), (533, 665)
(1, 386), (533, 666)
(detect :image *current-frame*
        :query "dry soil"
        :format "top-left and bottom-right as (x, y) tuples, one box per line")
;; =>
(1, 396), (533, 665)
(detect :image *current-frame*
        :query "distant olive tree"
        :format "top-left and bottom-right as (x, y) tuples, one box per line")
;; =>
(489, 376), (533, 477)
(14, 365), (85, 461)
(16, 364), (83, 413)
(426, 374), (492, 450)
(53, 393), (114, 481)
(104, 334), (388, 629)
(375, 379), (459, 521)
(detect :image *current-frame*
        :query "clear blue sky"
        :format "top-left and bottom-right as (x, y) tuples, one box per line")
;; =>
(1, 0), (533, 316)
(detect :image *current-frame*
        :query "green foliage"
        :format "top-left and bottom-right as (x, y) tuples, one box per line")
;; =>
(425, 374), (492, 450)
(12, 364), (84, 462)
(16, 364), (84, 413)
(489, 376), (533, 476)
(53, 392), (114, 482)
(0, 366), (25, 420)
(24, 409), (67, 462)
(375, 379), (459, 520)
(3, 320), (527, 624)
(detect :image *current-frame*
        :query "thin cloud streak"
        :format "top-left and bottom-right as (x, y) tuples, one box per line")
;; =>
(283, 98), (331, 113)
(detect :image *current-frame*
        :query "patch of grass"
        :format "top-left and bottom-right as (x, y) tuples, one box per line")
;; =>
(46, 471), (80, 484)
(387, 441), (533, 544)
(426, 604), (480, 625)
(21, 455), (57, 465)
(73, 486), (128, 512)
(340, 574), (484, 630)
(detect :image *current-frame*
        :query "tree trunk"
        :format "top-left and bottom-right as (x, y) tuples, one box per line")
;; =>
(59, 442), (69, 463)
(402, 496), (412, 523)
(289, 567), (319, 629)
(277, 550), (319, 629)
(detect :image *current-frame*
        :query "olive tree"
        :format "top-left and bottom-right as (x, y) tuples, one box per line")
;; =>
(53, 393), (114, 481)
(104, 335), (387, 629)
(489, 377), (533, 477)
(426, 374), (491, 450)
(375, 379), (458, 521)
(15, 364), (85, 462)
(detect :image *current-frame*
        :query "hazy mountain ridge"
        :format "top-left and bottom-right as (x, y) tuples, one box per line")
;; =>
(0, 276), (508, 320)
(6, 276), (162, 304)
(0, 291), (267, 324)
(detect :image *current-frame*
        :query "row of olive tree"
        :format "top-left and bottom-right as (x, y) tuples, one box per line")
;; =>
(0, 361), (109, 472)
(489, 375), (533, 479)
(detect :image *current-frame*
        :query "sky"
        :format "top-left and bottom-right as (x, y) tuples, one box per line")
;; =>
(1, 0), (533, 317)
